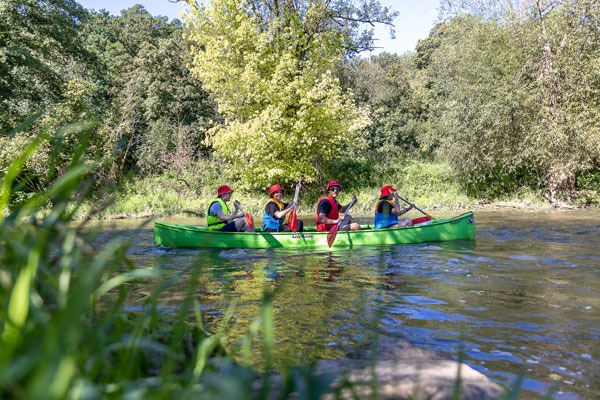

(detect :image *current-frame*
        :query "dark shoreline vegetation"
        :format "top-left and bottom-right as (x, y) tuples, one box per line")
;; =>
(1, 0), (598, 398)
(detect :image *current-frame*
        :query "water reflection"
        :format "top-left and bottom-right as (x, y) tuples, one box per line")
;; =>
(314, 253), (344, 282)
(85, 210), (600, 400)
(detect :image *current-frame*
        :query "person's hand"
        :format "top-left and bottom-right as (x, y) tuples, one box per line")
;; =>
(352, 195), (358, 204)
(290, 201), (297, 209)
(233, 200), (241, 208)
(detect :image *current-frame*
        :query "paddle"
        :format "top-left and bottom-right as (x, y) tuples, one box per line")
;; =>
(288, 177), (302, 232)
(327, 196), (358, 248)
(183, 209), (202, 217)
(395, 193), (435, 220)
(235, 201), (255, 231)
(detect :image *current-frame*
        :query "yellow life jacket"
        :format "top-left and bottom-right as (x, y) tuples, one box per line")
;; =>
(206, 198), (229, 230)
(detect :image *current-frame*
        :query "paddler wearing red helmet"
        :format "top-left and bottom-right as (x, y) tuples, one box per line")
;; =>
(262, 184), (303, 232)
(206, 185), (251, 232)
(315, 180), (361, 232)
(374, 185), (413, 229)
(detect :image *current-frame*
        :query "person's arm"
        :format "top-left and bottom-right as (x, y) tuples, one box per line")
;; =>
(214, 202), (243, 221)
(392, 192), (402, 214)
(317, 212), (341, 225)
(339, 196), (357, 213)
(215, 210), (244, 221)
(392, 193), (413, 215)
(317, 200), (341, 224)
(273, 202), (296, 219)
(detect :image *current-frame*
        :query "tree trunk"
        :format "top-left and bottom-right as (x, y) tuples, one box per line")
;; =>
(534, 1), (573, 205)
(546, 170), (577, 206)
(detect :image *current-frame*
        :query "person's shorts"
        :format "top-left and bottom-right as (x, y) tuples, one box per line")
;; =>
(218, 221), (239, 232)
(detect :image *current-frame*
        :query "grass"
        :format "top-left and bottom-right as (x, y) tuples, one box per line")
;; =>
(81, 157), (584, 221)
(0, 127), (579, 399)
(78, 159), (482, 220)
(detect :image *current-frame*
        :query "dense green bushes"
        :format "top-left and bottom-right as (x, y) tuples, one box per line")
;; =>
(2, 1), (598, 216)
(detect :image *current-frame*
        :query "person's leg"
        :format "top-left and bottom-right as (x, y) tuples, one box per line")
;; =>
(283, 220), (303, 232)
(397, 218), (413, 227)
(234, 217), (251, 232)
(338, 215), (354, 231)
(279, 224), (292, 232)
(341, 215), (361, 230)
(218, 222), (238, 232)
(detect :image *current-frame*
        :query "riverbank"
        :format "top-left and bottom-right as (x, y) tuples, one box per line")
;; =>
(72, 168), (598, 220)
(79, 198), (592, 221)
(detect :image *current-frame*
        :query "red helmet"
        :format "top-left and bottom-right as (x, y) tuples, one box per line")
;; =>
(217, 185), (234, 196)
(269, 184), (285, 197)
(327, 180), (341, 190)
(380, 185), (397, 198)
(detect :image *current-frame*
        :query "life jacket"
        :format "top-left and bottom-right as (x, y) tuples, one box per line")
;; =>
(262, 198), (285, 231)
(374, 199), (399, 229)
(206, 198), (229, 231)
(315, 196), (339, 232)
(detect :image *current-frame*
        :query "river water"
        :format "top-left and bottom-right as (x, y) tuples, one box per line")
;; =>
(88, 210), (599, 399)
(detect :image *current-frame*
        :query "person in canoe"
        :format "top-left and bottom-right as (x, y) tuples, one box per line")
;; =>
(316, 180), (361, 232)
(374, 185), (413, 229)
(206, 185), (252, 232)
(262, 184), (304, 232)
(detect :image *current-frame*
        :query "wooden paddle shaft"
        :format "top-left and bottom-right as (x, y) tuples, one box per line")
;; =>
(292, 177), (302, 204)
(395, 194), (432, 219)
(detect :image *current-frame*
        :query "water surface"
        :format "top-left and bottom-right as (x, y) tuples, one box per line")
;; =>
(87, 210), (600, 399)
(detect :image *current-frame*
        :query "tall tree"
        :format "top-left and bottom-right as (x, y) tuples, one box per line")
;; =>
(425, 0), (599, 203)
(0, 0), (94, 132)
(0, 0), (104, 196)
(87, 6), (215, 179)
(184, 0), (396, 187)
(346, 53), (423, 161)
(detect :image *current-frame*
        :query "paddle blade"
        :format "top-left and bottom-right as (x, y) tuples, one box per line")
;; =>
(245, 213), (255, 231)
(327, 225), (339, 248)
(289, 209), (298, 232)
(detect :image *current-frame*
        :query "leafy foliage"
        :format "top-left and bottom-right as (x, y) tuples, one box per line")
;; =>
(346, 53), (424, 161)
(0, 0), (95, 132)
(184, 0), (401, 188)
(85, 6), (216, 179)
(0, 124), (343, 399)
(422, 1), (600, 202)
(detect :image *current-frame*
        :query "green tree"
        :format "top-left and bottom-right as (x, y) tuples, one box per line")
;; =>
(86, 6), (215, 179)
(427, 14), (547, 197)
(0, 0), (106, 199)
(526, 0), (600, 202)
(184, 0), (396, 188)
(424, 1), (600, 203)
(348, 53), (424, 161)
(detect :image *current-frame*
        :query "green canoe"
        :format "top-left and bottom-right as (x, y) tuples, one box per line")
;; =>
(153, 211), (475, 249)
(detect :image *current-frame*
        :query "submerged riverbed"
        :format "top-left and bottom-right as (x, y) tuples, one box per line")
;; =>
(87, 210), (600, 399)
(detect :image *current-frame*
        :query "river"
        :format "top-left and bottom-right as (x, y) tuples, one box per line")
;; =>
(88, 209), (600, 399)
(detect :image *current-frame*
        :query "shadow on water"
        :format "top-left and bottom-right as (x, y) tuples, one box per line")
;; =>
(85, 210), (600, 400)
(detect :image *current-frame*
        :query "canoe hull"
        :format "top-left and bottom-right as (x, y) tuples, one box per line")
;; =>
(153, 212), (475, 249)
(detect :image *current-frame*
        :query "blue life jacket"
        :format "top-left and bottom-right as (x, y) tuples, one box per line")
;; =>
(263, 199), (285, 230)
(374, 199), (398, 229)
